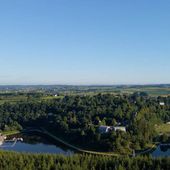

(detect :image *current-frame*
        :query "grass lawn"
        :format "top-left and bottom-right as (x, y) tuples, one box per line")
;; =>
(155, 123), (170, 135)
(41, 96), (64, 100)
(2, 130), (20, 136)
(0, 96), (28, 105)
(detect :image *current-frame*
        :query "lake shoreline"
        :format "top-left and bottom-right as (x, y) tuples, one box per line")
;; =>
(1, 129), (169, 157)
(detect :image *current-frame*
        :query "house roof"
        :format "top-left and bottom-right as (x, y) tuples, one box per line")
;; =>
(99, 125), (111, 132)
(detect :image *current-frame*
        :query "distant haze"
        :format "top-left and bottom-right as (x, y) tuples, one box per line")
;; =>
(0, 0), (170, 85)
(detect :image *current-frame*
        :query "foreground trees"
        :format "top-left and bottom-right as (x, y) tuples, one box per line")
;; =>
(0, 151), (169, 170)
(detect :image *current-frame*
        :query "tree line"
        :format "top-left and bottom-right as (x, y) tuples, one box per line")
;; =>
(0, 151), (169, 170)
(0, 93), (169, 152)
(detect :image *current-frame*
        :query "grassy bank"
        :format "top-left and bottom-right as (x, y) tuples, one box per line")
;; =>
(155, 123), (170, 135)
(2, 130), (20, 136)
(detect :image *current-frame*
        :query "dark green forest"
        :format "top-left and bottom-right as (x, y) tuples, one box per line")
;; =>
(0, 93), (169, 153)
(0, 151), (169, 170)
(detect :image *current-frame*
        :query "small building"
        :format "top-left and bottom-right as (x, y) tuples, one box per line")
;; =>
(99, 125), (126, 134)
(113, 126), (126, 132)
(160, 102), (165, 106)
(99, 125), (112, 134)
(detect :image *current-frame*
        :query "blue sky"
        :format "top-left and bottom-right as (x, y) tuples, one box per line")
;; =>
(0, 0), (170, 85)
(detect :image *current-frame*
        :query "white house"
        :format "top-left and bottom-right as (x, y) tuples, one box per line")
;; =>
(113, 126), (126, 132)
(99, 125), (112, 134)
(160, 102), (165, 106)
(99, 125), (126, 133)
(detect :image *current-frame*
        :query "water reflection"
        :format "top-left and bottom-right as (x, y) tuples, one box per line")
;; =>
(160, 145), (170, 152)
(152, 145), (170, 157)
(1, 133), (74, 155)
(1, 134), (169, 157)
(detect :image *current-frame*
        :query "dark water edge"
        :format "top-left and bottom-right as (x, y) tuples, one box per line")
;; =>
(0, 133), (169, 157)
(151, 145), (170, 158)
(0, 133), (74, 155)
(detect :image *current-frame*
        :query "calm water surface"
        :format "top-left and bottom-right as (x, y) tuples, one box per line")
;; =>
(151, 145), (170, 157)
(0, 134), (74, 155)
(1, 134), (169, 157)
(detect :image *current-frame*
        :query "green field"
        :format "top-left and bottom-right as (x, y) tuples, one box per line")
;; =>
(0, 95), (28, 105)
(0, 94), (64, 105)
(2, 130), (20, 136)
(41, 95), (64, 100)
(0, 85), (170, 105)
(121, 87), (170, 96)
(155, 123), (170, 135)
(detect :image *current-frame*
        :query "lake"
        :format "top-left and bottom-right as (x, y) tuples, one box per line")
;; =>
(0, 133), (169, 157)
(151, 144), (170, 158)
(0, 133), (74, 155)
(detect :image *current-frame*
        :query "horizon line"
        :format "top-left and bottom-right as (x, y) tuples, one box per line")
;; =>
(0, 83), (170, 86)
